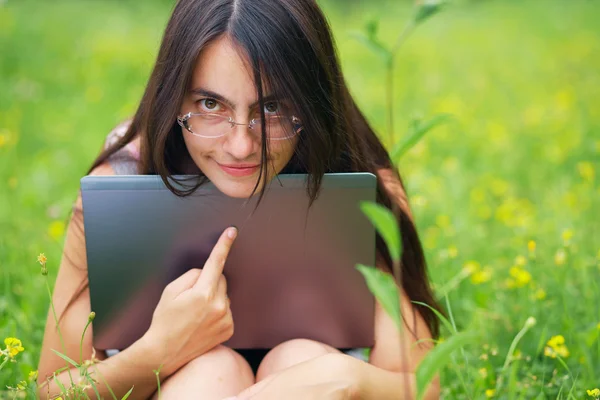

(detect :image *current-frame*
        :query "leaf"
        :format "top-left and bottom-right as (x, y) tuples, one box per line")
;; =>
(121, 386), (134, 400)
(416, 331), (478, 400)
(360, 201), (401, 262)
(52, 373), (68, 396)
(414, 0), (446, 25)
(356, 264), (401, 329)
(348, 31), (391, 64)
(412, 300), (455, 334)
(90, 379), (102, 400)
(365, 18), (379, 41)
(391, 113), (452, 161)
(52, 348), (80, 368)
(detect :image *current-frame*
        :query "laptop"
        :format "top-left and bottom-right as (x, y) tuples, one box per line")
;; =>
(80, 173), (377, 351)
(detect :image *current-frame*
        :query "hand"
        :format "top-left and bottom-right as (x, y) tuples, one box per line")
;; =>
(232, 354), (359, 400)
(141, 227), (238, 376)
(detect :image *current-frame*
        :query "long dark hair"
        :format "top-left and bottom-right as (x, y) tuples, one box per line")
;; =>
(84, 0), (442, 338)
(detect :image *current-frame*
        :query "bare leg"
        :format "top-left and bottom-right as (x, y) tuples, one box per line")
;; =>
(153, 345), (254, 400)
(256, 339), (341, 382)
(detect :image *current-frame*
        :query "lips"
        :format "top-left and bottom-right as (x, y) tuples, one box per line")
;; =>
(217, 162), (260, 177)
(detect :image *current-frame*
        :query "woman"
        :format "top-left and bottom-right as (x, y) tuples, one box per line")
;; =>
(38, 0), (442, 398)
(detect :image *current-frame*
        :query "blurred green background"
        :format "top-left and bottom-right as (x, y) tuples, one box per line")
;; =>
(0, 0), (598, 398)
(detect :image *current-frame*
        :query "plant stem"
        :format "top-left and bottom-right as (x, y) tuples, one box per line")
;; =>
(495, 318), (535, 394)
(93, 364), (119, 400)
(386, 20), (416, 147)
(444, 295), (473, 399)
(80, 319), (93, 365)
(0, 356), (9, 371)
(155, 369), (162, 400)
(386, 64), (394, 146)
(45, 275), (75, 386)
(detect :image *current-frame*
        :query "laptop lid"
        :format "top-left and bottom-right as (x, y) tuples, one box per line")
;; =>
(81, 173), (377, 351)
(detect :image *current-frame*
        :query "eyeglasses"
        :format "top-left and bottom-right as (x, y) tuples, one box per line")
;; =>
(177, 112), (302, 140)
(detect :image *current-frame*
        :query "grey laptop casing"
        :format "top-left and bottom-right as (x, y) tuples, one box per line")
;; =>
(81, 173), (377, 351)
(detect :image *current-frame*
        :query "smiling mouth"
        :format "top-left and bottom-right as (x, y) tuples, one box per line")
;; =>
(217, 162), (260, 177)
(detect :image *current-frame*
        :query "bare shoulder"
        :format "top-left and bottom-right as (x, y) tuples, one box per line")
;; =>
(71, 162), (115, 211)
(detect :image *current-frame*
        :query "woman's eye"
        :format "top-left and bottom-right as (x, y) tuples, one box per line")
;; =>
(264, 101), (279, 114)
(198, 98), (221, 112)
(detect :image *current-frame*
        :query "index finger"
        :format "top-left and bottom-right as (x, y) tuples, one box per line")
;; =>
(194, 227), (237, 292)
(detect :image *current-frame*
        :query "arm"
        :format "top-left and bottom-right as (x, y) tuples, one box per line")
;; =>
(355, 287), (439, 399)
(235, 285), (439, 400)
(40, 338), (162, 400)
(37, 163), (163, 399)
(38, 165), (239, 398)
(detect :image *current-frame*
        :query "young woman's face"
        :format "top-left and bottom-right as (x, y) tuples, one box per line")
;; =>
(179, 35), (299, 198)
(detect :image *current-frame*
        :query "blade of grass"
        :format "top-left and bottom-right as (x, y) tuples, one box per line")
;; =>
(412, 300), (455, 334)
(359, 202), (401, 262)
(51, 349), (79, 368)
(416, 330), (478, 400)
(356, 264), (401, 329)
(121, 386), (134, 400)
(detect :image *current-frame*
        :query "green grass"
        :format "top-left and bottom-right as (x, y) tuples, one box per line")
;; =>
(1, 0), (599, 398)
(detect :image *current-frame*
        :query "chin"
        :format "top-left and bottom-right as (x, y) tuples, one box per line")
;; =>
(210, 175), (267, 199)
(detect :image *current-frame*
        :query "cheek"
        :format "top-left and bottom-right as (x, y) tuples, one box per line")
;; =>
(183, 133), (212, 159)
(269, 139), (298, 169)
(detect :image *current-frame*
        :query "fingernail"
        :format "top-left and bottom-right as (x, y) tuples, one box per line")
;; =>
(227, 227), (238, 239)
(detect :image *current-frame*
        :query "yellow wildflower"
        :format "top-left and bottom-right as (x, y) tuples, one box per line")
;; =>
(0, 134), (6, 148)
(4, 337), (24, 358)
(555, 249), (567, 265)
(596, 322), (600, 330)
(509, 266), (531, 287)
(16, 380), (27, 391)
(534, 288), (546, 300)
(544, 335), (569, 359)
(436, 214), (451, 229)
(478, 368), (488, 378)
(587, 388), (600, 397)
(547, 335), (564, 347)
(37, 253), (47, 266)
(561, 229), (573, 246)
(28, 370), (38, 381)
(471, 266), (492, 284)
(464, 261), (480, 274)
(514, 255), (527, 266)
(527, 240), (536, 253)
(447, 245), (458, 259)
(577, 161), (595, 183)
(485, 388), (495, 398)
(48, 221), (65, 241)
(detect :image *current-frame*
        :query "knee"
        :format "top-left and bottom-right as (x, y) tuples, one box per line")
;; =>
(185, 345), (251, 375)
(256, 339), (339, 381)
(156, 345), (254, 399)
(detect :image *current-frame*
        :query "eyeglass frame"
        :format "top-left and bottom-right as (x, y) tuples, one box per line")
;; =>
(176, 111), (303, 140)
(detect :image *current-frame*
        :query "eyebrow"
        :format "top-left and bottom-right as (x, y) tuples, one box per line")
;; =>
(189, 88), (280, 110)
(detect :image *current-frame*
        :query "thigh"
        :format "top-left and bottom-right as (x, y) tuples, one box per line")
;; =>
(256, 339), (341, 382)
(153, 345), (254, 400)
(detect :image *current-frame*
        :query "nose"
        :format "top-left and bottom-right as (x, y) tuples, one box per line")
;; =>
(222, 122), (259, 160)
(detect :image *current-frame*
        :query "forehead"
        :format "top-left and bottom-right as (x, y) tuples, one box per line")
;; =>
(190, 35), (256, 98)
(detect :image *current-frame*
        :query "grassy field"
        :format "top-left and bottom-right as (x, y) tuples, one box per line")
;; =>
(1, 0), (599, 398)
